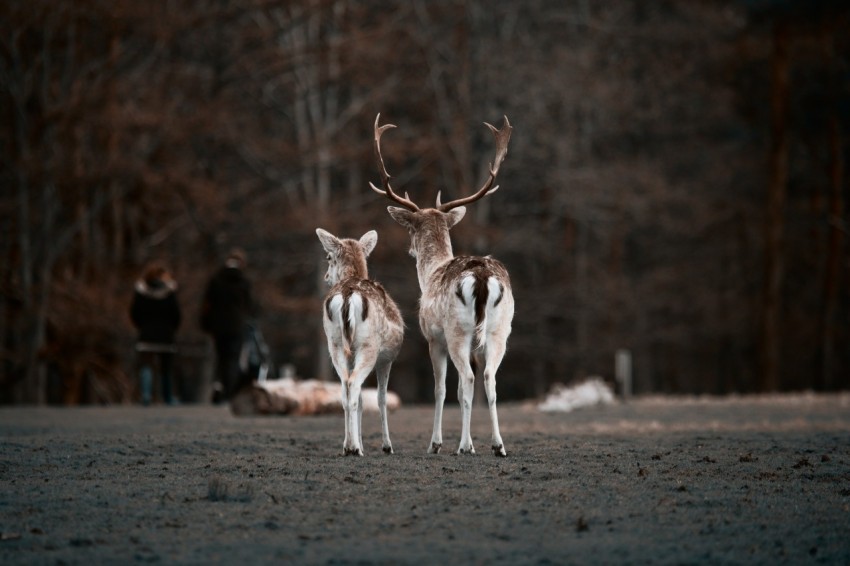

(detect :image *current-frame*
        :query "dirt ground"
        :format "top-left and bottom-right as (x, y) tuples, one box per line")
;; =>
(2, 393), (849, 564)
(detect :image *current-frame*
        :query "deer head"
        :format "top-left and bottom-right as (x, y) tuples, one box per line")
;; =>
(316, 228), (378, 285)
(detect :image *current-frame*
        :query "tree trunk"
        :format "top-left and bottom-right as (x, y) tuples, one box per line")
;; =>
(819, 110), (844, 390)
(760, 21), (790, 392)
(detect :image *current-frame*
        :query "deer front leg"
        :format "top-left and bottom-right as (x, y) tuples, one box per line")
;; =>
(375, 360), (394, 454)
(428, 341), (448, 454)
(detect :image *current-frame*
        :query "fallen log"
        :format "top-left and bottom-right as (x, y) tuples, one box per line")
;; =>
(230, 377), (401, 416)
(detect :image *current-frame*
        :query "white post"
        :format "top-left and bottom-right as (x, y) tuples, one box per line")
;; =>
(280, 364), (296, 379)
(615, 349), (632, 399)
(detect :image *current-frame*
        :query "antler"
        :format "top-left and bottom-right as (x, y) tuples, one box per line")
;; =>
(436, 116), (512, 212)
(369, 114), (420, 212)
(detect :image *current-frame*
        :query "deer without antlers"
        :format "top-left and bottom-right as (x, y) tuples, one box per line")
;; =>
(316, 228), (404, 456)
(371, 113), (514, 457)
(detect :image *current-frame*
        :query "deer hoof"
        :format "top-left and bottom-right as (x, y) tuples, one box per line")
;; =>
(382, 445), (394, 455)
(344, 447), (363, 457)
(492, 445), (507, 457)
(457, 446), (476, 455)
(428, 442), (442, 454)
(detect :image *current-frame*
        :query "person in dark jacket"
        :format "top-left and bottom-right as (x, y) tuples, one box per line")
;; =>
(200, 248), (257, 402)
(130, 262), (181, 405)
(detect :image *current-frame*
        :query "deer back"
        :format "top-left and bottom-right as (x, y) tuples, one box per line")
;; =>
(324, 277), (403, 356)
(420, 255), (513, 339)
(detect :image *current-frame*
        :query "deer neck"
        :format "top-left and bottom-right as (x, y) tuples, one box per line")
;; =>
(413, 225), (454, 292)
(340, 264), (367, 282)
(335, 247), (368, 284)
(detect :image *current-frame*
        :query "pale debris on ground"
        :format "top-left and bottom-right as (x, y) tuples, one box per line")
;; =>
(537, 377), (616, 412)
(230, 377), (401, 416)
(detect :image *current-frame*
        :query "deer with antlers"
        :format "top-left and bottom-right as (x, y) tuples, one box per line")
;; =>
(316, 228), (404, 456)
(370, 114), (514, 457)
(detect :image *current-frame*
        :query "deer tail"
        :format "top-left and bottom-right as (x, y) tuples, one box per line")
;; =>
(458, 273), (492, 351)
(326, 294), (351, 358)
(343, 292), (365, 359)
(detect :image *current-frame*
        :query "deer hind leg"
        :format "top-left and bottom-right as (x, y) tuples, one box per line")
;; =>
(483, 338), (508, 457)
(428, 341), (448, 454)
(357, 389), (364, 454)
(375, 359), (394, 454)
(344, 348), (378, 456)
(327, 336), (354, 455)
(448, 339), (476, 455)
(342, 379), (363, 456)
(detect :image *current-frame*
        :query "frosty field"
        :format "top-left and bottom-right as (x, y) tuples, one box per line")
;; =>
(1, 394), (849, 564)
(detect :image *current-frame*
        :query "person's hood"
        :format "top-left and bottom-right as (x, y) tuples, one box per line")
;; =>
(135, 278), (177, 299)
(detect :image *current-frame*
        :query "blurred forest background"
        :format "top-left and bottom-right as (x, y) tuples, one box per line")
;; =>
(2, 0), (848, 405)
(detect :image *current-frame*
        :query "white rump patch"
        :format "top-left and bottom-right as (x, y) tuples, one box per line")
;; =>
(459, 275), (476, 305)
(486, 277), (501, 306)
(327, 294), (344, 320)
(348, 293), (363, 329)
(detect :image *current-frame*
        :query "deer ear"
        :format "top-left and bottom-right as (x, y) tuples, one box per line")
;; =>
(387, 207), (415, 230)
(445, 207), (466, 229)
(359, 230), (378, 257)
(316, 228), (340, 254)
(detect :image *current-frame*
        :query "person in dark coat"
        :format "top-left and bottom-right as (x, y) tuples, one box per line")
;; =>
(130, 262), (181, 405)
(200, 248), (257, 402)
